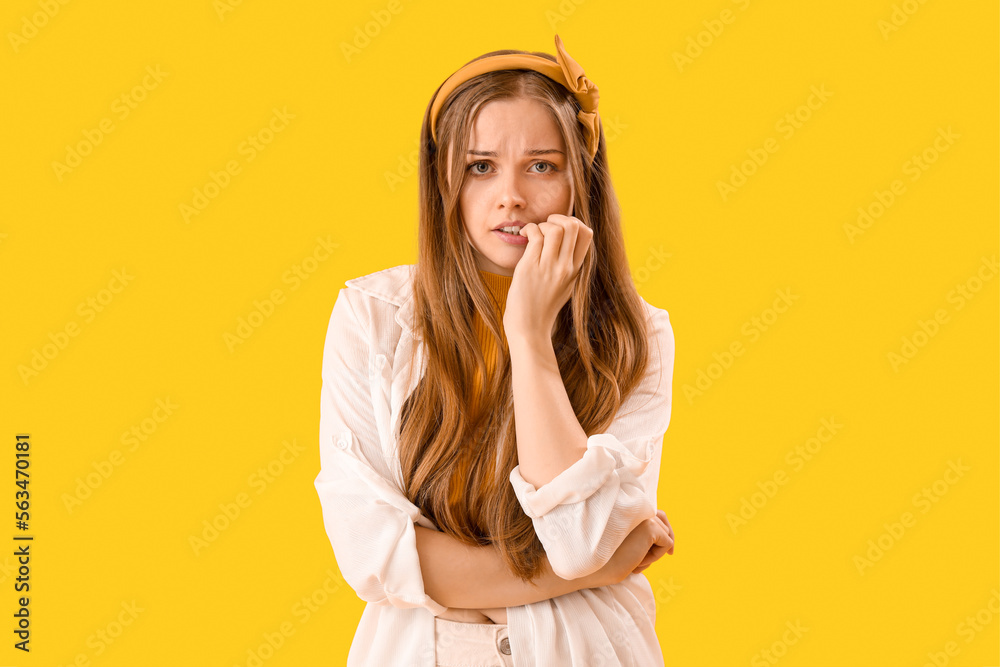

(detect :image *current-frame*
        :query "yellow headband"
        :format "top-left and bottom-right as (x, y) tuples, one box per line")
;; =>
(429, 34), (601, 162)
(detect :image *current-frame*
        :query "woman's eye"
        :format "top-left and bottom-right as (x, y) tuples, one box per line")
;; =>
(468, 161), (490, 174)
(466, 161), (556, 175)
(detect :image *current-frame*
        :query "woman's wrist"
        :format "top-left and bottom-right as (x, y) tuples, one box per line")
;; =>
(540, 554), (602, 598)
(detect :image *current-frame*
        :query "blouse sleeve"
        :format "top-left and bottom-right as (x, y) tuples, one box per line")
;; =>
(313, 287), (448, 616)
(507, 307), (675, 580)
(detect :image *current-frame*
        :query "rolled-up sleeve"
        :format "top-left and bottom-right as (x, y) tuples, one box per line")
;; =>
(313, 287), (448, 616)
(508, 307), (675, 580)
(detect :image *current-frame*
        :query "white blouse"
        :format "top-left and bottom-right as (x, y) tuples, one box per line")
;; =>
(313, 264), (675, 667)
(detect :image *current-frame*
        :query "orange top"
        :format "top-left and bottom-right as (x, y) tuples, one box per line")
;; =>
(449, 269), (513, 507)
(470, 269), (513, 418)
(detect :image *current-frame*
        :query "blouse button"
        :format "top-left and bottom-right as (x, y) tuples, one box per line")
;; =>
(336, 436), (348, 450)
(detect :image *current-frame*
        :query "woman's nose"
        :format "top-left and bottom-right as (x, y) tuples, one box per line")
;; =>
(497, 172), (527, 209)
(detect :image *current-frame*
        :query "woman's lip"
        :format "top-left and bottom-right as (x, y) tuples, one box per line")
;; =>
(492, 229), (528, 245)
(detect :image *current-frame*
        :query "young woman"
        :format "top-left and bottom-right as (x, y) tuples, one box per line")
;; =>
(314, 34), (676, 666)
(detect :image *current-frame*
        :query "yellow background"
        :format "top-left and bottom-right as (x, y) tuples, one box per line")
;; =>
(1, 0), (997, 665)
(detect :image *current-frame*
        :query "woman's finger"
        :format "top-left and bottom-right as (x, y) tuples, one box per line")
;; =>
(635, 529), (673, 572)
(656, 510), (674, 550)
(551, 215), (578, 268)
(647, 519), (672, 554)
(517, 222), (544, 267)
(572, 222), (593, 269)
(536, 220), (564, 270)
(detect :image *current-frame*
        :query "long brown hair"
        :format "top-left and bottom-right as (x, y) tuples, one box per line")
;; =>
(397, 46), (652, 583)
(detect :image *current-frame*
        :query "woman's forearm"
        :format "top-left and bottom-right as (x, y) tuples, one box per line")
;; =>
(508, 333), (590, 488)
(414, 524), (590, 609)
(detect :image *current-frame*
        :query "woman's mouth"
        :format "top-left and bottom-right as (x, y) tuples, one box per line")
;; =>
(492, 228), (528, 245)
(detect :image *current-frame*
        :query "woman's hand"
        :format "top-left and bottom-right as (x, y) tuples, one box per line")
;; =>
(586, 510), (674, 588)
(503, 215), (593, 342)
(631, 510), (674, 575)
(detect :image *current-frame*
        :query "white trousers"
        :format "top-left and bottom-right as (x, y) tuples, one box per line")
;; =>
(434, 617), (514, 667)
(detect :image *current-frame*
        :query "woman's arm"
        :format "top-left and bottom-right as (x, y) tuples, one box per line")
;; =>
(415, 506), (676, 612)
(508, 332), (590, 488)
(505, 308), (675, 581)
(413, 524), (593, 609)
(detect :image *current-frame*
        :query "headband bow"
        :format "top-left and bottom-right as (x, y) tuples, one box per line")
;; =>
(429, 35), (602, 162)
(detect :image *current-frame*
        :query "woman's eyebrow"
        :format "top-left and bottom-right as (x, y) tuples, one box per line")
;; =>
(467, 149), (565, 157)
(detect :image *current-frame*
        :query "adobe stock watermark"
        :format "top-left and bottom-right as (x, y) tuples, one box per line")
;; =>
(223, 236), (338, 353)
(750, 619), (809, 667)
(232, 569), (348, 667)
(918, 588), (1000, 667)
(651, 576), (682, 606)
(179, 107), (295, 223)
(340, 0), (409, 64)
(213, 0), (248, 21)
(52, 66), (169, 182)
(633, 245), (671, 291)
(844, 126), (959, 243)
(189, 438), (305, 556)
(727, 417), (843, 534)
(544, 0), (589, 31)
(0, 556), (21, 586)
(682, 287), (799, 404)
(853, 458), (969, 575)
(717, 84), (833, 202)
(672, 0), (752, 72)
(18, 268), (134, 386)
(61, 398), (179, 514)
(878, 0), (932, 40)
(7, 0), (72, 53)
(55, 600), (145, 667)
(886, 255), (997, 372)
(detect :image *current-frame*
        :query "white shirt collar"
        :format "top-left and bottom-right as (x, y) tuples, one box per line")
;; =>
(345, 264), (420, 341)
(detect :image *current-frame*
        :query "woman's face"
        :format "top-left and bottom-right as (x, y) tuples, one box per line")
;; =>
(452, 96), (574, 276)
